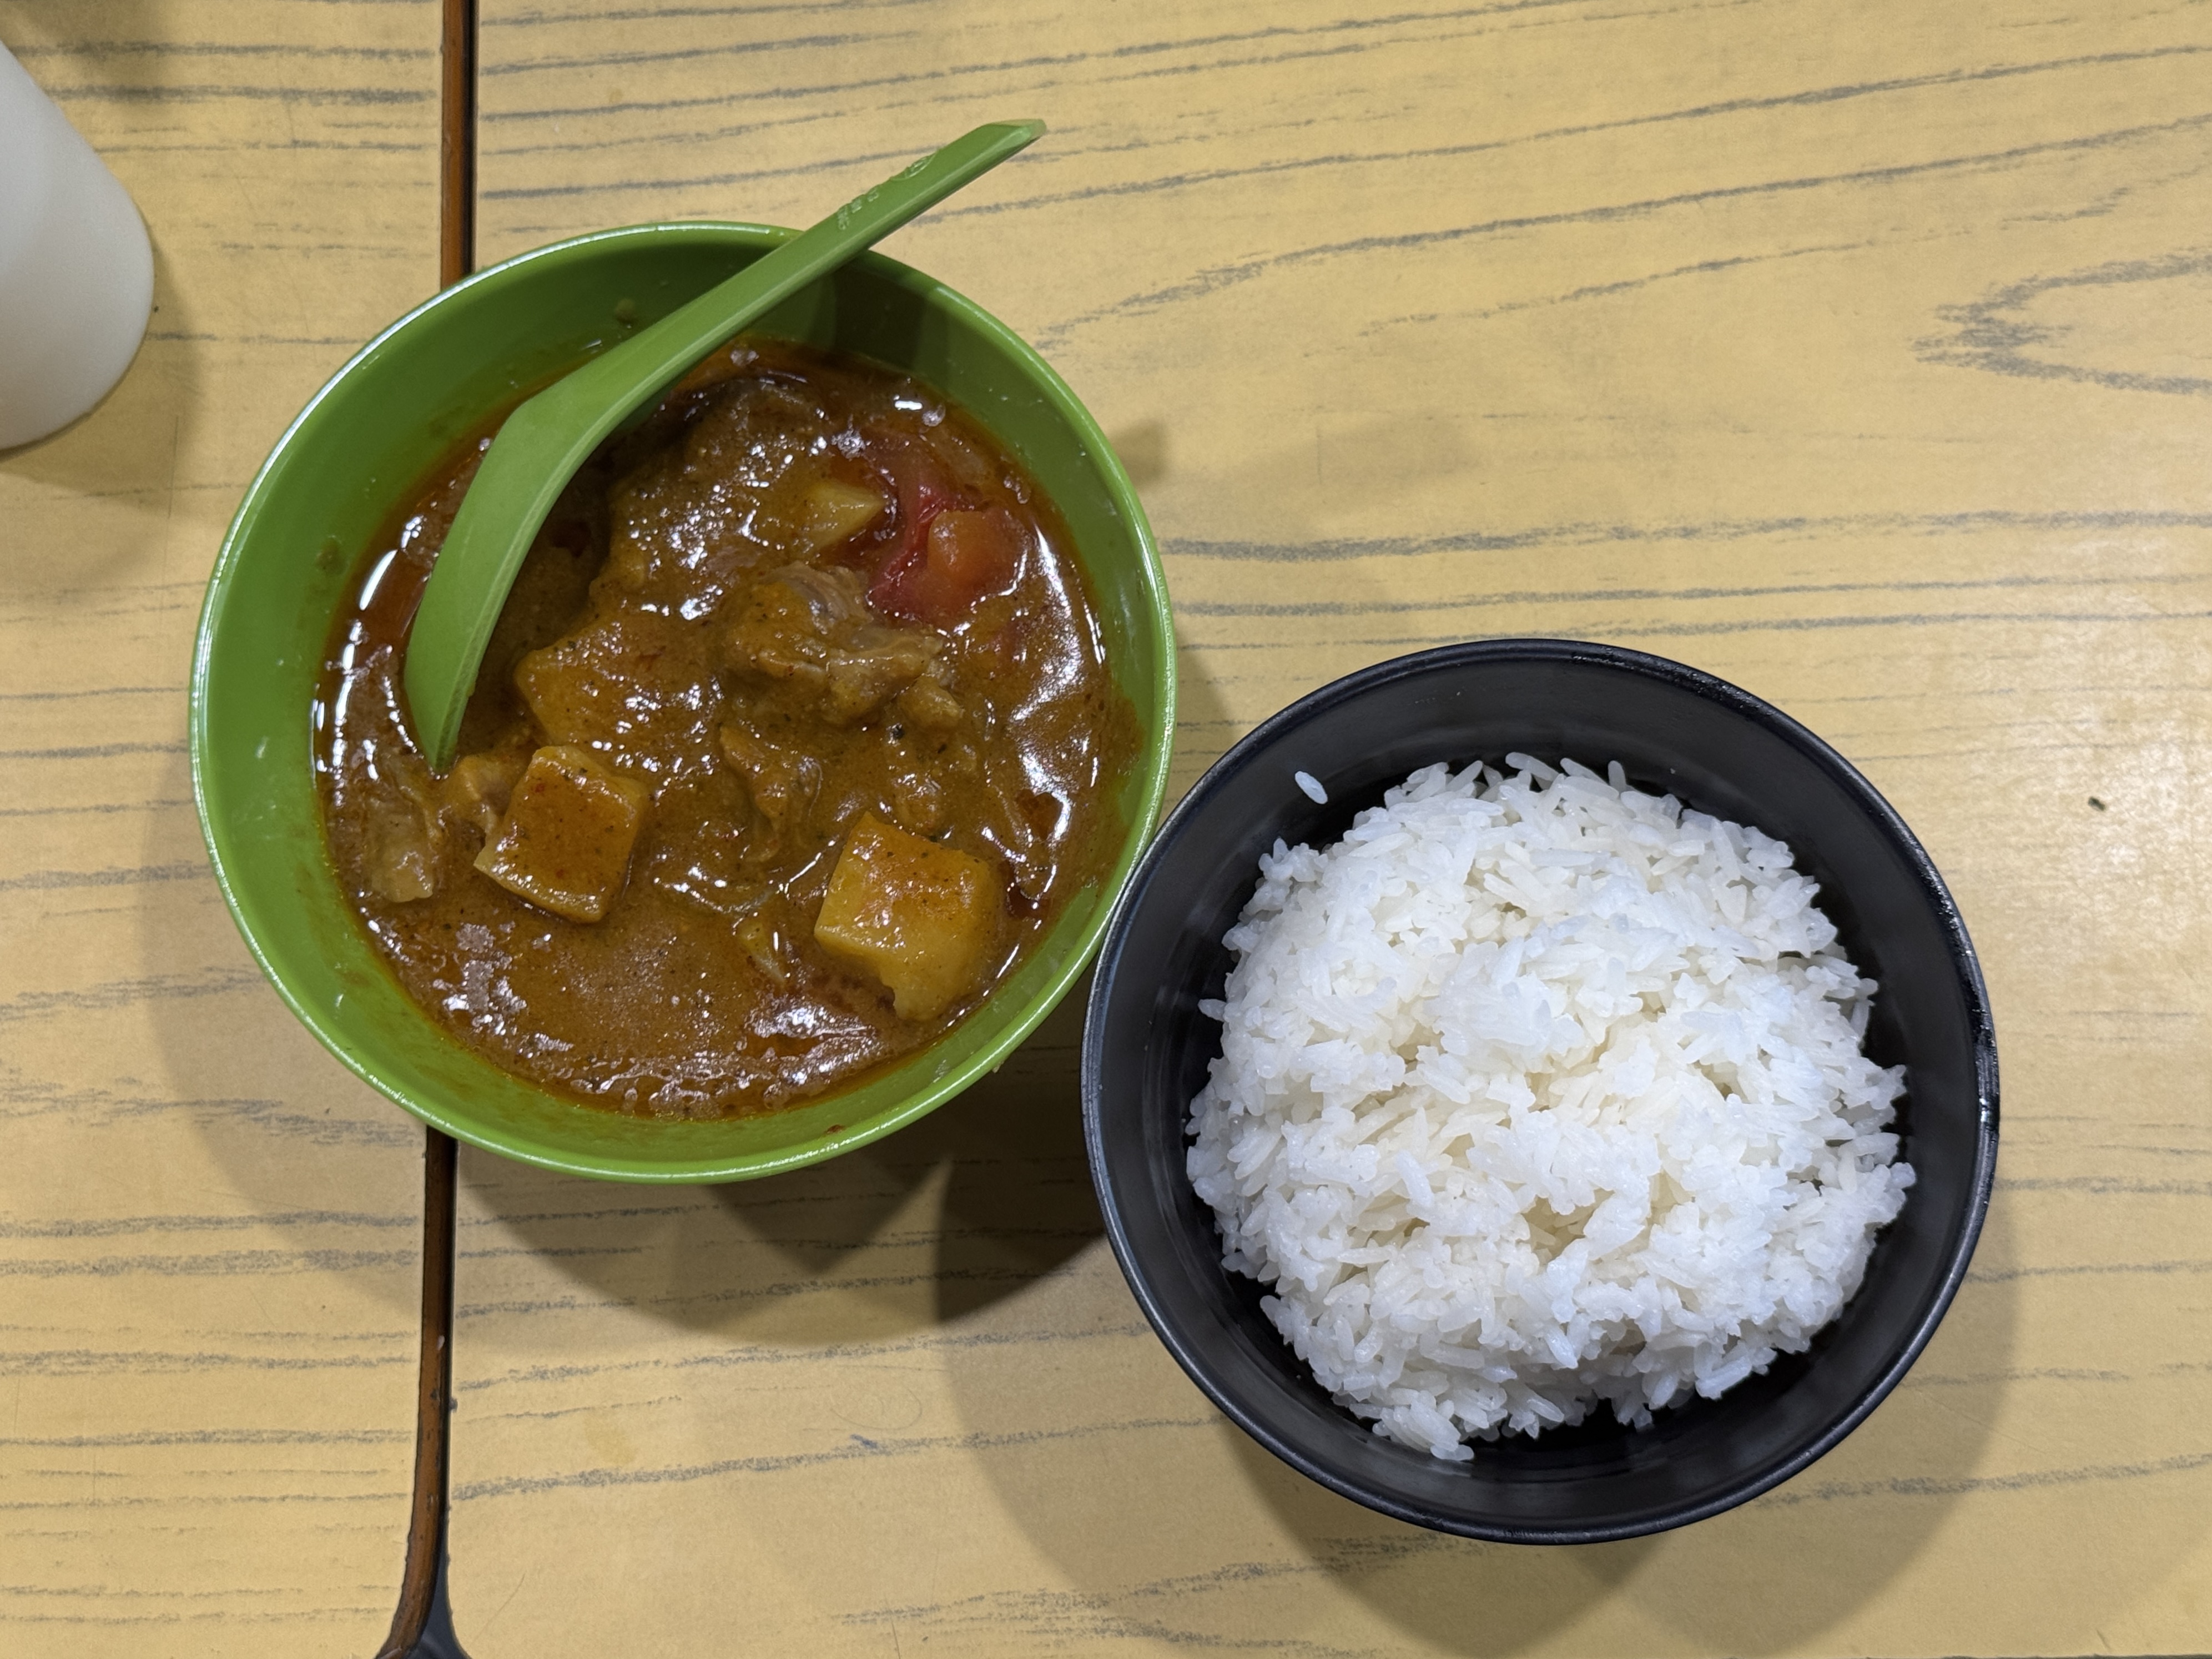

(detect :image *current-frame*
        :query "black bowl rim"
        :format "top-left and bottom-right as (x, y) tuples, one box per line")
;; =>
(1080, 636), (2000, 1544)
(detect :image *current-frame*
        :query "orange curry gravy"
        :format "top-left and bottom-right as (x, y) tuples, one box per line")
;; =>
(315, 337), (1137, 1118)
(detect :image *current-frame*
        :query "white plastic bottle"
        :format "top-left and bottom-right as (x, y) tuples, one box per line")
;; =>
(0, 41), (154, 449)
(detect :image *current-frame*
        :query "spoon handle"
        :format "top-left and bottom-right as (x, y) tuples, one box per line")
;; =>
(404, 118), (1044, 771)
(528, 119), (1044, 440)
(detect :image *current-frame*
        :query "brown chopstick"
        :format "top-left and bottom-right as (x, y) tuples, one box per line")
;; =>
(375, 4), (475, 1655)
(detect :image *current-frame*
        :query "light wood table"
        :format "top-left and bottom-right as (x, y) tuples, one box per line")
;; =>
(3, 2), (2208, 1654)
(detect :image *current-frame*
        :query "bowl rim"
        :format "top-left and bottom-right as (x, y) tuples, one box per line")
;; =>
(191, 219), (1177, 1182)
(1080, 635), (1999, 1541)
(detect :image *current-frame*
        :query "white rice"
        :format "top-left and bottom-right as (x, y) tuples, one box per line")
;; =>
(1186, 755), (1912, 1460)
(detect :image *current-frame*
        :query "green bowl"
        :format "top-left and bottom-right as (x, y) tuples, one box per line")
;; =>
(191, 223), (1176, 1183)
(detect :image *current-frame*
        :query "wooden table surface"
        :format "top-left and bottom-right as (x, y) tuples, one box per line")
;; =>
(3, 2), (2209, 1653)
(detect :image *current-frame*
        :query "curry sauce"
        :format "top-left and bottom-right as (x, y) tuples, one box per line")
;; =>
(314, 338), (1138, 1118)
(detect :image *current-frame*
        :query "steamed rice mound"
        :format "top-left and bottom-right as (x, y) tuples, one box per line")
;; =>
(1186, 755), (1912, 1460)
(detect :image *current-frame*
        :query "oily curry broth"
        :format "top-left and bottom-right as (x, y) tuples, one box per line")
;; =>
(315, 337), (1138, 1118)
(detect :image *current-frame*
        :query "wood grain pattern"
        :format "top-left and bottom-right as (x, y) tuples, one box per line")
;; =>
(2, 0), (2208, 1652)
(0, 4), (440, 1653)
(457, 2), (2212, 1654)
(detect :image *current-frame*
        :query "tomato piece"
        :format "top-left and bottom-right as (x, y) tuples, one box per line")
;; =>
(863, 446), (945, 595)
(931, 509), (1021, 607)
(873, 507), (1022, 624)
(886, 443), (956, 549)
(868, 439), (968, 617)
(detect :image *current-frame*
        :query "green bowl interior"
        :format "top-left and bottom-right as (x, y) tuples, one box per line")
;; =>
(192, 224), (1175, 1182)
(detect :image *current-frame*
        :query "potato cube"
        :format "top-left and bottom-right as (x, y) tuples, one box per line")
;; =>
(795, 477), (888, 556)
(475, 746), (651, 923)
(440, 748), (528, 838)
(814, 813), (999, 1020)
(513, 610), (686, 750)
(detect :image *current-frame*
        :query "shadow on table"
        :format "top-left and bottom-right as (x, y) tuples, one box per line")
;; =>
(447, 977), (1102, 1341)
(1224, 1435), (1658, 1652)
(1213, 1251), (2012, 1659)
(953, 1188), (2025, 1657)
(1596, 1192), (2025, 1656)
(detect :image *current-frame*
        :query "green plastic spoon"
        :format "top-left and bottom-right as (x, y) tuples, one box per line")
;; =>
(402, 118), (1044, 771)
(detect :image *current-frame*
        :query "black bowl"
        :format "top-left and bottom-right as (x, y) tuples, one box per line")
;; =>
(1081, 639), (1998, 1543)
